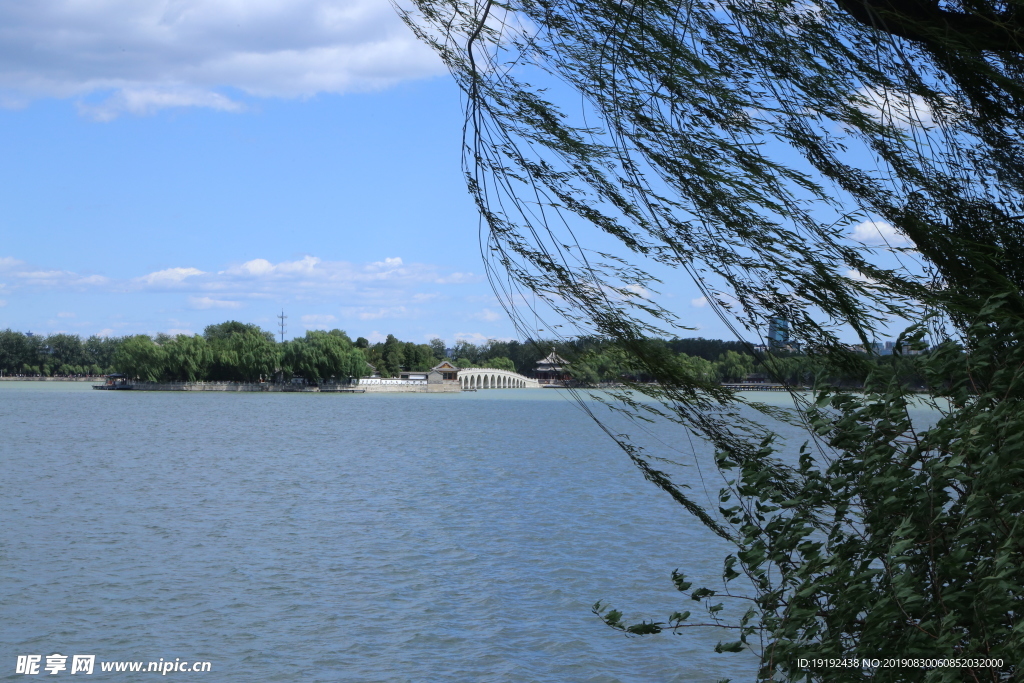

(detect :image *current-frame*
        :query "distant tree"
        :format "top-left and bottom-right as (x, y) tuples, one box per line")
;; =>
(676, 353), (717, 383)
(84, 335), (120, 371)
(481, 356), (516, 372)
(203, 321), (277, 380)
(714, 351), (756, 383)
(451, 339), (481, 365)
(163, 335), (213, 382)
(428, 337), (447, 359)
(228, 330), (280, 382)
(505, 340), (547, 376)
(668, 338), (752, 362)
(203, 321), (274, 344)
(46, 333), (85, 370)
(381, 334), (405, 377)
(402, 342), (437, 371)
(113, 335), (165, 382)
(327, 329), (352, 343)
(354, 336), (369, 349)
(283, 331), (363, 383)
(360, 343), (383, 374)
(568, 361), (599, 385)
(0, 329), (32, 374)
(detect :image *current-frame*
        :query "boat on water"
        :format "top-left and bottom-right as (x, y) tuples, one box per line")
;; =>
(92, 373), (133, 390)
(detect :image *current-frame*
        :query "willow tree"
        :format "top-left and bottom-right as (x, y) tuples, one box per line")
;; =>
(404, 0), (1024, 678)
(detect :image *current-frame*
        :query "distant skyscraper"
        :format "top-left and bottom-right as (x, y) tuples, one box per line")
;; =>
(767, 318), (789, 348)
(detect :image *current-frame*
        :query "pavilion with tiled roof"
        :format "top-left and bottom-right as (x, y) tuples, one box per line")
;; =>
(533, 349), (570, 383)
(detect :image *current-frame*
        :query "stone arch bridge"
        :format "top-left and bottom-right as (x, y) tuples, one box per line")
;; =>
(458, 368), (540, 390)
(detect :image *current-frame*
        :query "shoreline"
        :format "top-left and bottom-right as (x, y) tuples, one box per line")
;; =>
(0, 376), (99, 382)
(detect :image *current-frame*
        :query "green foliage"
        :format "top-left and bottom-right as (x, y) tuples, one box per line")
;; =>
(481, 356), (516, 372)
(404, 0), (1024, 677)
(0, 329), (34, 374)
(203, 320), (274, 344)
(204, 323), (278, 381)
(429, 337), (447, 359)
(715, 351), (756, 383)
(0, 330), (118, 376)
(404, 341), (438, 371)
(282, 330), (363, 383)
(46, 333), (84, 367)
(380, 334), (405, 377)
(113, 335), (165, 382)
(163, 334), (213, 382)
(83, 335), (119, 371)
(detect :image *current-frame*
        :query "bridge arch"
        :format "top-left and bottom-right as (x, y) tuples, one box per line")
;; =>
(456, 367), (542, 391)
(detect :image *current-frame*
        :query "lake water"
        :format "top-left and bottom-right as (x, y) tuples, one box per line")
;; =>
(2, 383), (829, 681)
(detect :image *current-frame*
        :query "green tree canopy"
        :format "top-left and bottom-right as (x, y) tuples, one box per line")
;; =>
(380, 334), (405, 377)
(46, 333), (85, 367)
(225, 329), (280, 382)
(715, 350), (756, 383)
(428, 337), (447, 359)
(203, 321), (275, 344)
(0, 329), (34, 374)
(480, 356), (516, 372)
(163, 334), (213, 382)
(113, 335), (165, 382)
(283, 330), (364, 383)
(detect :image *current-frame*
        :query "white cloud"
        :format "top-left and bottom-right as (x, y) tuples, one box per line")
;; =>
(76, 275), (109, 285)
(232, 258), (276, 276)
(78, 87), (244, 122)
(855, 87), (940, 129)
(0, 0), (444, 117)
(472, 308), (502, 322)
(691, 296), (708, 308)
(188, 296), (242, 309)
(0, 258), (112, 286)
(1, 254), (475, 298)
(226, 256), (323, 277)
(0, 254), (494, 338)
(358, 306), (409, 320)
(454, 332), (491, 344)
(436, 272), (479, 284)
(849, 220), (912, 246)
(0, 256), (26, 269)
(140, 267), (206, 286)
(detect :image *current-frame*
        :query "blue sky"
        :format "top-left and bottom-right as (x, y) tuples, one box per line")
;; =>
(0, 0), (910, 345)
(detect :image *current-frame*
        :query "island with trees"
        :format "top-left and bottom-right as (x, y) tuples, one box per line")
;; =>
(2, 321), (930, 390)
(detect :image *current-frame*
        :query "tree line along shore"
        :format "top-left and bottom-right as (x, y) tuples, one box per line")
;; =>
(0, 321), (930, 388)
